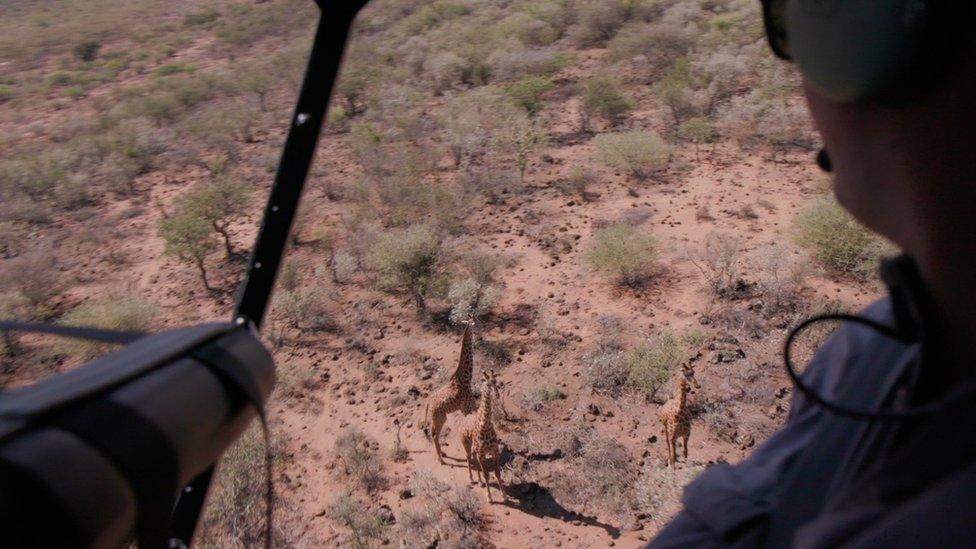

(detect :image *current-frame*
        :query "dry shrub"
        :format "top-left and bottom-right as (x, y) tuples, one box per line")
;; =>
(367, 224), (444, 315)
(549, 431), (637, 523)
(752, 243), (810, 317)
(608, 22), (693, 78)
(398, 471), (485, 549)
(0, 248), (64, 315)
(447, 277), (502, 324)
(582, 319), (627, 393)
(523, 386), (566, 411)
(636, 463), (705, 523)
(199, 425), (273, 547)
(328, 495), (390, 549)
(593, 130), (671, 181)
(274, 287), (335, 332)
(581, 75), (634, 129)
(487, 48), (566, 81)
(626, 331), (686, 401)
(795, 197), (892, 279)
(334, 426), (386, 493)
(556, 166), (597, 201)
(425, 51), (469, 94)
(587, 223), (657, 287)
(58, 292), (159, 358)
(690, 232), (746, 299)
(571, 0), (629, 47)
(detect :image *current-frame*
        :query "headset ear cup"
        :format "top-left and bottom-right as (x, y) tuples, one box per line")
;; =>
(786, 0), (930, 103)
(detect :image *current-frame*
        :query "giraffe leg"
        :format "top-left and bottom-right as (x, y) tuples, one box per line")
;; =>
(476, 453), (492, 503)
(492, 455), (505, 500)
(663, 424), (674, 467)
(431, 410), (447, 465)
(682, 432), (690, 460)
(462, 437), (473, 482)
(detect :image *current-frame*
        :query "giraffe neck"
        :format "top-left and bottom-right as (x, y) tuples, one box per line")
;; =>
(451, 325), (473, 390)
(477, 384), (493, 437)
(676, 379), (687, 412)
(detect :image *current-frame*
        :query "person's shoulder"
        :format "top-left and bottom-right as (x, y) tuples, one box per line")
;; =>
(802, 296), (908, 400)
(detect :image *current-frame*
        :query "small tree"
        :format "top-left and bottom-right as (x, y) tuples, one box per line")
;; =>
(593, 130), (671, 182)
(581, 76), (634, 130)
(678, 117), (716, 161)
(506, 76), (555, 117)
(557, 166), (597, 202)
(795, 197), (891, 279)
(159, 210), (217, 291)
(186, 178), (250, 258)
(587, 224), (657, 287)
(496, 110), (549, 182)
(367, 225), (442, 316)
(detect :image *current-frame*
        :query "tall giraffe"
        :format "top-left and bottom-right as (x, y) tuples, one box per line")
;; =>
(659, 361), (700, 467)
(460, 369), (504, 503)
(423, 323), (478, 464)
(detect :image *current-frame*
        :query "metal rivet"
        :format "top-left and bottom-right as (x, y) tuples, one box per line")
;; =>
(254, 262), (262, 269)
(296, 113), (310, 125)
(271, 205), (279, 213)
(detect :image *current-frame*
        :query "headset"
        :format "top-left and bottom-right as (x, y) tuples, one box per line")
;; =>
(761, 0), (971, 171)
(761, 0), (969, 105)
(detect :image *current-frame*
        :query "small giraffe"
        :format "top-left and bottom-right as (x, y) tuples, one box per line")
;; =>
(659, 360), (700, 467)
(460, 369), (505, 503)
(423, 323), (478, 464)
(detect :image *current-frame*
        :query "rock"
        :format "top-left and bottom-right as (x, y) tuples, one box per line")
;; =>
(648, 435), (658, 444)
(377, 504), (396, 525)
(587, 404), (601, 416)
(407, 386), (421, 398)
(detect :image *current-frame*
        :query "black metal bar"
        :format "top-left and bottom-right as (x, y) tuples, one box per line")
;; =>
(169, 2), (370, 545)
(233, 1), (367, 331)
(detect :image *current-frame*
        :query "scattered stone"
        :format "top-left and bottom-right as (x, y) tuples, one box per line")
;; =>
(377, 505), (396, 525)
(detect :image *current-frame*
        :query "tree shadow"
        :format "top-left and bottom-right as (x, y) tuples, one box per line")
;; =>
(502, 482), (620, 539)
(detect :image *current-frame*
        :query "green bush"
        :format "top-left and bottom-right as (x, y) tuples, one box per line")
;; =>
(587, 223), (657, 287)
(582, 76), (634, 128)
(275, 288), (334, 332)
(593, 130), (671, 181)
(367, 225), (443, 315)
(58, 292), (159, 358)
(184, 8), (221, 27)
(506, 76), (555, 116)
(795, 197), (891, 279)
(678, 117), (716, 157)
(447, 277), (502, 324)
(74, 41), (101, 62)
(0, 85), (14, 104)
(626, 331), (685, 401)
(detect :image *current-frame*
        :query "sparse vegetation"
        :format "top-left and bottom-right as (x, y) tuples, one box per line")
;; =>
(367, 225), (443, 316)
(334, 426), (386, 493)
(626, 331), (686, 401)
(159, 209), (217, 291)
(58, 292), (158, 358)
(581, 76), (634, 130)
(549, 429), (637, 523)
(587, 223), (657, 287)
(398, 472), (484, 548)
(328, 496), (389, 549)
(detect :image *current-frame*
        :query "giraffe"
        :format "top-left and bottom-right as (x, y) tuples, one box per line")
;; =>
(423, 323), (478, 464)
(460, 369), (505, 503)
(659, 359), (700, 467)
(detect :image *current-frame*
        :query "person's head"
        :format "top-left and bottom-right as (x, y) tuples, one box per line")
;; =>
(762, 1), (976, 256)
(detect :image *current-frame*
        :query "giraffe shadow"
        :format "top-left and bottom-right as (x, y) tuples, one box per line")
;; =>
(501, 482), (621, 539)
